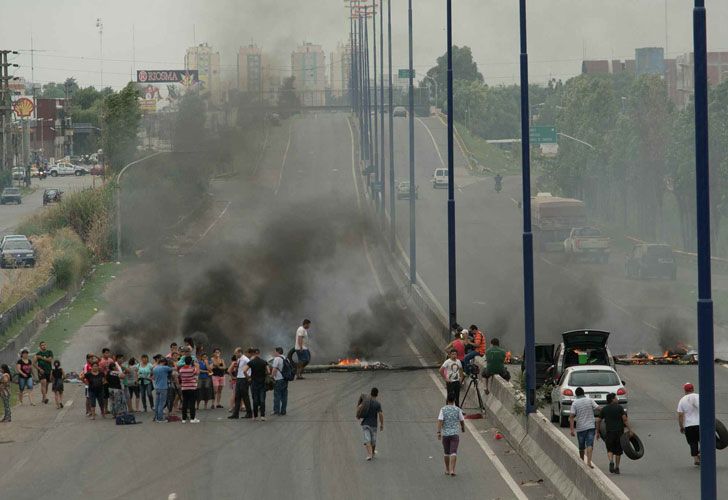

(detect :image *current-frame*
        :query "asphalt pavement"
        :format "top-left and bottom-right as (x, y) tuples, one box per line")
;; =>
(383, 114), (728, 499)
(0, 115), (552, 500)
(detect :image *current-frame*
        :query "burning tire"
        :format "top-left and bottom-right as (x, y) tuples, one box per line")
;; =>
(620, 432), (644, 460)
(716, 419), (728, 450)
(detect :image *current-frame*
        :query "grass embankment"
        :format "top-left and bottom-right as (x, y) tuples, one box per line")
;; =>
(455, 121), (520, 175)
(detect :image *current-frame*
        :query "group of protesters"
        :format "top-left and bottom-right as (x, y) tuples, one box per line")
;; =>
(0, 319), (313, 425)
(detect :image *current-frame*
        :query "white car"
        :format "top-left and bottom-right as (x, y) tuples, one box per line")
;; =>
(393, 106), (407, 117)
(431, 167), (448, 189)
(49, 163), (88, 177)
(549, 365), (627, 427)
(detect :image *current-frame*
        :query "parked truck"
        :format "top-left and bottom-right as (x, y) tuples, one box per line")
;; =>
(531, 193), (587, 252)
(563, 226), (611, 262)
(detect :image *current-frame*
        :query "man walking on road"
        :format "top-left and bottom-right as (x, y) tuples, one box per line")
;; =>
(295, 319), (311, 379)
(677, 382), (701, 466)
(247, 349), (270, 421)
(271, 347), (289, 415)
(437, 395), (465, 476)
(35, 341), (53, 405)
(228, 349), (252, 420)
(440, 349), (464, 407)
(569, 387), (598, 469)
(359, 387), (383, 461)
(596, 393), (634, 474)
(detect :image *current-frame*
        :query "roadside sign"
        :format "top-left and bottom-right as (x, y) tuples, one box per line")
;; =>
(398, 69), (415, 79)
(13, 97), (34, 118)
(529, 126), (557, 144)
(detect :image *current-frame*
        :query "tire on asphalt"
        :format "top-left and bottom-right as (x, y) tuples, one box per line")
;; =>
(620, 432), (645, 460)
(716, 419), (728, 450)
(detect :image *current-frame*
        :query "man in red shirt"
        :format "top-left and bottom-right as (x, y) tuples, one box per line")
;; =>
(463, 325), (486, 375)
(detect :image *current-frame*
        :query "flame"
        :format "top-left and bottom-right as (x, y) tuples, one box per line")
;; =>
(505, 351), (512, 363)
(337, 358), (361, 366)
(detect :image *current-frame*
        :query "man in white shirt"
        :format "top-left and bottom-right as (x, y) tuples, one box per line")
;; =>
(677, 382), (701, 466)
(295, 319), (311, 380)
(228, 349), (252, 420)
(569, 387), (599, 468)
(440, 350), (464, 407)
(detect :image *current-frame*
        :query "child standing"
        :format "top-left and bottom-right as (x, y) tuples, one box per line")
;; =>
(51, 360), (65, 409)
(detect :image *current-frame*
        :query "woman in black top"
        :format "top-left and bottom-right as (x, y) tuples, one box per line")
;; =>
(16, 349), (35, 406)
(51, 360), (64, 409)
(210, 348), (226, 409)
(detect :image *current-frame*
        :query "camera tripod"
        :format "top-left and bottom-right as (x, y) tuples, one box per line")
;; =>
(459, 373), (486, 414)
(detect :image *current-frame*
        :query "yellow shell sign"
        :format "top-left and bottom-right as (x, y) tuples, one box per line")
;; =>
(13, 97), (34, 118)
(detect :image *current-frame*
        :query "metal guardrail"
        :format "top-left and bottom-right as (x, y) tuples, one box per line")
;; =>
(0, 276), (56, 344)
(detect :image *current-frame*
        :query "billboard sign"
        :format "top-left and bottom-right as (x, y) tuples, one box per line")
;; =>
(136, 70), (198, 84)
(13, 97), (35, 118)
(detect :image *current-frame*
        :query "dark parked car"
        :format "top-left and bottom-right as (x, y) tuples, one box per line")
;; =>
(43, 188), (62, 206)
(0, 187), (22, 205)
(393, 106), (407, 117)
(0, 239), (35, 268)
(625, 243), (677, 280)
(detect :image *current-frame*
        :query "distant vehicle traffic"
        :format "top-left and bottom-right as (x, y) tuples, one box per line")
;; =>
(43, 188), (62, 205)
(0, 187), (22, 205)
(431, 168), (448, 189)
(396, 180), (419, 199)
(532, 193), (587, 252)
(550, 365), (627, 427)
(563, 227), (611, 263)
(49, 163), (88, 177)
(393, 106), (407, 117)
(0, 238), (35, 268)
(267, 113), (281, 126)
(12, 167), (26, 181)
(625, 243), (677, 280)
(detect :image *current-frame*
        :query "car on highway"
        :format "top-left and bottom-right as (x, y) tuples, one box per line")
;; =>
(48, 162), (88, 177)
(12, 166), (26, 181)
(625, 243), (677, 280)
(0, 234), (28, 247)
(542, 329), (616, 387)
(42, 188), (62, 206)
(550, 365), (627, 427)
(393, 106), (407, 117)
(396, 180), (419, 199)
(0, 187), (22, 205)
(431, 168), (448, 189)
(0, 238), (36, 268)
(563, 226), (610, 263)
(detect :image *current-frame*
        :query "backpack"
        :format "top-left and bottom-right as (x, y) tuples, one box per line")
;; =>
(280, 356), (295, 382)
(115, 413), (138, 425)
(356, 394), (371, 419)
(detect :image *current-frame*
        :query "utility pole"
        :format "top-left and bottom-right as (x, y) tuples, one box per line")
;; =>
(371, 0), (379, 210)
(96, 18), (104, 87)
(387, 0), (395, 249)
(518, 0), (537, 415)
(1, 50), (19, 171)
(692, 2), (716, 497)
(446, 0), (457, 329)
(379, 0), (385, 217)
(407, 0), (416, 285)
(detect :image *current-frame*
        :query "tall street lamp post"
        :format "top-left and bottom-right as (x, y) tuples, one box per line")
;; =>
(445, 0), (457, 329)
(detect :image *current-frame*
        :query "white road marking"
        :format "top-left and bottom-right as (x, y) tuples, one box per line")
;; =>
(510, 197), (519, 206)
(352, 147), (527, 498)
(274, 121), (294, 196)
(416, 117), (446, 168)
(346, 118), (362, 211)
(197, 202), (231, 242)
(251, 125), (271, 176)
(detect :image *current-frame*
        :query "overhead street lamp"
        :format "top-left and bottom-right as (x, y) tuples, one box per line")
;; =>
(692, 1), (716, 498)
(422, 74), (439, 109)
(387, 0), (395, 249)
(407, 0), (416, 285)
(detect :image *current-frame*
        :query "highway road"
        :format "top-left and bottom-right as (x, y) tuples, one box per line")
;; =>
(381, 114), (728, 498)
(0, 114), (551, 500)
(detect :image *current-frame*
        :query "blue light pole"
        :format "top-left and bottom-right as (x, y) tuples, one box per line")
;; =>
(372, 0), (379, 208)
(519, 0), (536, 414)
(693, 1), (716, 497)
(387, 0), (395, 249)
(407, 0), (416, 285)
(446, 0), (457, 328)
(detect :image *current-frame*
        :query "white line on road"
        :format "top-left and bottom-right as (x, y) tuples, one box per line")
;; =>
(416, 117), (446, 168)
(196, 202), (231, 243)
(346, 118), (362, 211)
(274, 121), (294, 196)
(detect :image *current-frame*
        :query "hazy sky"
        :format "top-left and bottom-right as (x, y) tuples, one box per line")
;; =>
(4, 0), (728, 90)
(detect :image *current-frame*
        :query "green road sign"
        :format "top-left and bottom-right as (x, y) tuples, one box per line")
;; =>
(398, 69), (415, 79)
(529, 126), (557, 144)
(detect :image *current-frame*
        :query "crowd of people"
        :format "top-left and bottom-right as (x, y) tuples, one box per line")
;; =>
(0, 319), (314, 425)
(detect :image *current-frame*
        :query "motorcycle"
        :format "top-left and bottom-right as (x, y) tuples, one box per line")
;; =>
(38, 169), (47, 180)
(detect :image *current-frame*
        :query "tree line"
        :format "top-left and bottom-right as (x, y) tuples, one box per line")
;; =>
(425, 46), (728, 254)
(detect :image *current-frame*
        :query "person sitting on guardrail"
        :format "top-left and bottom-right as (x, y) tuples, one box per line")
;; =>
(483, 338), (508, 395)
(462, 325), (486, 375)
(677, 382), (701, 466)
